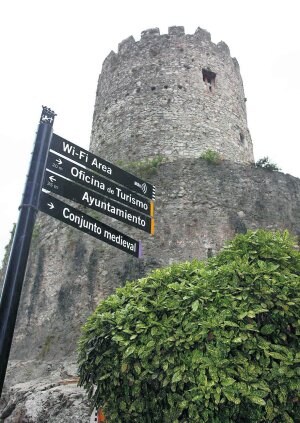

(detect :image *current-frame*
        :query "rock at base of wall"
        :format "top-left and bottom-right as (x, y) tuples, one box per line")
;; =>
(0, 361), (90, 423)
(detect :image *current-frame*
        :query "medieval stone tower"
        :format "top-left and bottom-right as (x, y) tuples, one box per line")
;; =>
(1, 26), (300, 421)
(91, 26), (253, 164)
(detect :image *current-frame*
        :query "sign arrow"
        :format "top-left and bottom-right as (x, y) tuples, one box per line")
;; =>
(47, 202), (54, 209)
(50, 134), (156, 201)
(45, 151), (154, 217)
(39, 192), (142, 258)
(49, 175), (56, 183)
(43, 171), (154, 235)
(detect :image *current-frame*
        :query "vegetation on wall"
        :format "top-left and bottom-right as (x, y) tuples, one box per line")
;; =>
(255, 157), (281, 172)
(118, 156), (164, 178)
(31, 222), (41, 242)
(38, 334), (56, 360)
(200, 149), (222, 164)
(1, 221), (41, 276)
(78, 230), (300, 422)
(0, 223), (15, 275)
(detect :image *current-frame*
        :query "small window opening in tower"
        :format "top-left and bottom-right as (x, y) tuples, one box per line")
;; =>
(202, 69), (216, 92)
(239, 132), (245, 144)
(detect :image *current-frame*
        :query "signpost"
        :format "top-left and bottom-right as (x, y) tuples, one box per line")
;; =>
(0, 107), (156, 398)
(0, 107), (56, 396)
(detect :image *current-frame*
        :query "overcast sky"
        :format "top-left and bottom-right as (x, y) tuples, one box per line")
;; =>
(0, 0), (299, 263)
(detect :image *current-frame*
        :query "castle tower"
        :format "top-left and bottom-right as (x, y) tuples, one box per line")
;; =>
(91, 26), (254, 163)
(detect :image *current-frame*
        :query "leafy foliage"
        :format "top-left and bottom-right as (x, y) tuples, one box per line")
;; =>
(117, 156), (164, 178)
(200, 149), (222, 164)
(0, 223), (15, 274)
(78, 230), (300, 422)
(255, 157), (281, 171)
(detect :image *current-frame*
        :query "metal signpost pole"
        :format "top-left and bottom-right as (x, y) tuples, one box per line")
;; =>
(0, 107), (56, 397)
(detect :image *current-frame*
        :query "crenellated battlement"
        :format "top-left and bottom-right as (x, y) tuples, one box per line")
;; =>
(118, 35), (136, 55)
(101, 26), (235, 73)
(141, 27), (160, 38)
(168, 26), (185, 36)
(216, 40), (231, 55)
(194, 27), (211, 41)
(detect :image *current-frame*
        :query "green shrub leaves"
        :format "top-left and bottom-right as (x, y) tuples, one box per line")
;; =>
(78, 230), (300, 422)
(255, 157), (281, 171)
(200, 149), (222, 164)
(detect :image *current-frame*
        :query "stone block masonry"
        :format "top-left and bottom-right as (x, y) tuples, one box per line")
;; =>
(91, 26), (254, 164)
(7, 159), (300, 364)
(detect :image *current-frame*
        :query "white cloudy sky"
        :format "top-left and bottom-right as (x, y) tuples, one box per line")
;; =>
(0, 0), (299, 263)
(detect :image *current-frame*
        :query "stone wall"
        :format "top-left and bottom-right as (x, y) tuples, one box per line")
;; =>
(7, 159), (300, 365)
(0, 362), (90, 422)
(91, 27), (253, 164)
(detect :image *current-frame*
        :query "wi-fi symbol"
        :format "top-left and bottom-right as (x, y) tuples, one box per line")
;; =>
(141, 183), (147, 194)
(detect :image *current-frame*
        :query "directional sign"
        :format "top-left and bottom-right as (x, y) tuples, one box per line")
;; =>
(39, 192), (142, 258)
(50, 134), (156, 201)
(46, 151), (154, 217)
(43, 171), (154, 235)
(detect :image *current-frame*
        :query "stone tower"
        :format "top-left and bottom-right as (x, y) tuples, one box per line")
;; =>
(91, 26), (253, 163)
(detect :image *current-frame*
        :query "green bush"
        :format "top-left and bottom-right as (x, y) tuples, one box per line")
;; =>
(255, 157), (281, 171)
(118, 156), (164, 178)
(200, 149), (221, 164)
(78, 230), (300, 422)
